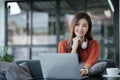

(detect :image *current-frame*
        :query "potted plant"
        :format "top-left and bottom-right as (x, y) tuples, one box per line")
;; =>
(0, 47), (14, 62)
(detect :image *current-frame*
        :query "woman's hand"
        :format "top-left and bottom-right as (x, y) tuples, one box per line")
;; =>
(80, 68), (88, 76)
(71, 37), (82, 53)
(72, 37), (82, 49)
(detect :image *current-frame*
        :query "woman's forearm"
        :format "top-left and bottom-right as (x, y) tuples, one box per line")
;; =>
(71, 48), (77, 53)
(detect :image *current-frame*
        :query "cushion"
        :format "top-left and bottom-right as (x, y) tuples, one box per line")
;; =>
(0, 69), (5, 77)
(6, 63), (34, 80)
(18, 62), (34, 80)
(88, 62), (107, 75)
(15, 60), (43, 80)
(0, 61), (33, 80)
(19, 62), (31, 75)
(0, 61), (14, 77)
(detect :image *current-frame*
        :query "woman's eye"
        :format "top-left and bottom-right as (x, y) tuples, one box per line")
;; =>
(83, 25), (88, 27)
(82, 24), (88, 27)
(76, 23), (88, 27)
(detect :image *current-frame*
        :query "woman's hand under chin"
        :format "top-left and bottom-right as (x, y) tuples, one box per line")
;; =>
(72, 37), (82, 49)
(71, 36), (82, 53)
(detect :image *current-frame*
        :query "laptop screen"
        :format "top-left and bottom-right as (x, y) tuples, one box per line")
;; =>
(38, 53), (81, 79)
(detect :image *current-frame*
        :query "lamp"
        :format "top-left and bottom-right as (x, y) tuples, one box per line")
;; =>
(7, 2), (21, 15)
(107, 0), (114, 12)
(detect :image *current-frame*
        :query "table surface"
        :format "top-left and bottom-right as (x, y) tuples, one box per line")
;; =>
(42, 75), (120, 80)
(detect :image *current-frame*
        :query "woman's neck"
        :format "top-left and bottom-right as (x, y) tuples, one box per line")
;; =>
(80, 36), (85, 42)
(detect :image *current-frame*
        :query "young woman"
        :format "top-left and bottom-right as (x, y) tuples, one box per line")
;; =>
(58, 12), (103, 76)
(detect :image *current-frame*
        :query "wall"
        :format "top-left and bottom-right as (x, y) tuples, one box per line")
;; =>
(0, 0), (5, 47)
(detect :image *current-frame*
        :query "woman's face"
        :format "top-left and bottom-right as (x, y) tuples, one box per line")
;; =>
(74, 18), (89, 38)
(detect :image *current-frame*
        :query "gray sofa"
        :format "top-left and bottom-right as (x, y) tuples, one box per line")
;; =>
(0, 59), (116, 80)
(0, 60), (43, 80)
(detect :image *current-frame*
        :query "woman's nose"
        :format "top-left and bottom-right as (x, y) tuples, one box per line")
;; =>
(78, 25), (83, 30)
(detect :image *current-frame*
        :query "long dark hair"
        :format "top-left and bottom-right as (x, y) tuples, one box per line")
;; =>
(68, 11), (93, 52)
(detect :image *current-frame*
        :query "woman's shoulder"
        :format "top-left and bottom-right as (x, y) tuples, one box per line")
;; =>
(58, 40), (68, 48)
(89, 40), (99, 45)
(59, 40), (68, 44)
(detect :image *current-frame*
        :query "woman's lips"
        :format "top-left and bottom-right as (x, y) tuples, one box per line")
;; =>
(77, 31), (83, 34)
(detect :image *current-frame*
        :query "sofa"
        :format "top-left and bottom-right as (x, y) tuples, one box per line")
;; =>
(0, 59), (117, 80)
(0, 60), (43, 80)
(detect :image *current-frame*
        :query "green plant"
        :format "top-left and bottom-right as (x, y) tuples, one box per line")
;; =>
(0, 47), (14, 62)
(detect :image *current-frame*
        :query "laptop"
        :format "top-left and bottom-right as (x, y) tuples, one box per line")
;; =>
(38, 53), (89, 80)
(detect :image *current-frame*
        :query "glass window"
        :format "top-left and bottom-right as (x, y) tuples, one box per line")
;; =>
(6, 0), (117, 62)
(6, 1), (57, 60)
(32, 47), (57, 59)
(13, 47), (30, 61)
(7, 2), (31, 45)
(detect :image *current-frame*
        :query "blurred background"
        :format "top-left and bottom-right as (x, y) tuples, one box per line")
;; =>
(0, 0), (119, 66)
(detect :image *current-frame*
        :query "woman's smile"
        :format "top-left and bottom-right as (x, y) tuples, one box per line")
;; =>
(74, 18), (89, 37)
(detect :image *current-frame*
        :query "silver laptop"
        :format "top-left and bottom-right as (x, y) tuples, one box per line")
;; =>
(38, 53), (81, 79)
